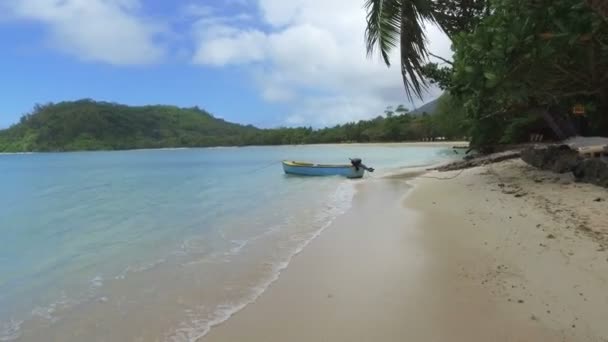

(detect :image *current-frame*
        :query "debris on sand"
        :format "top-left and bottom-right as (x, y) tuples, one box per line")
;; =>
(434, 151), (521, 172)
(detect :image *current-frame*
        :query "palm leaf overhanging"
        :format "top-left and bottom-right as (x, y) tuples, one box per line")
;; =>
(364, 0), (438, 101)
(364, 0), (489, 100)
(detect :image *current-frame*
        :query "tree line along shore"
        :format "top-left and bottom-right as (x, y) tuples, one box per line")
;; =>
(0, 98), (466, 152)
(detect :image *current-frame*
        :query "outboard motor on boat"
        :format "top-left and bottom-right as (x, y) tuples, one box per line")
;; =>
(350, 158), (374, 172)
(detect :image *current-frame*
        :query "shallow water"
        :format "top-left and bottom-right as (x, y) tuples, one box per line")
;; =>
(0, 144), (453, 341)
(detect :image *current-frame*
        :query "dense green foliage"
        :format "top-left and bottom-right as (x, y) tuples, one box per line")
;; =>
(0, 100), (260, 151)
(0, 99), (465, 152)
(432, 93), (470, 139)
(366, 0), (608, 149)
(448, 0), (608, 146)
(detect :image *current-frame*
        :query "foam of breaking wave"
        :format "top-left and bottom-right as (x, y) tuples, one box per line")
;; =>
(0, 319), (23, 341)
(10, 273), (107, 334)
(181, 225), (283, 267)
(29, 283), (94, 324)
(226, 240), (248, 256)
(89, 275), (103, 289)
(166, 181), (356, 342)
(0, 152), (35, 156)
(115, 258), (167, 280)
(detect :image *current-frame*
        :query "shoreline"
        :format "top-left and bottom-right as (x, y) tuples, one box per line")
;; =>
(201, 159), (608, 342)
(201, 176), (422, 342)
(5, 177), (358, 342)
(1, 145), (450, 342)
(0, 141), (468, 155)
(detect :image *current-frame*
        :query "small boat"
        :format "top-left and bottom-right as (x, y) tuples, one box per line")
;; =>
(282, 158), (374, 179)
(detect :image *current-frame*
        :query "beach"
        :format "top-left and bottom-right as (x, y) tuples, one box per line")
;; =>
(0, 145), (456, 341)
(202, 159), (608, 342)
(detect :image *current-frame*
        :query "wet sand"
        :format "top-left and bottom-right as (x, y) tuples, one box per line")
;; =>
(202, 159), (608, 342)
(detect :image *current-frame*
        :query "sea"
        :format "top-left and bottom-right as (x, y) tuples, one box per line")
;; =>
(0, 144), (455, 341)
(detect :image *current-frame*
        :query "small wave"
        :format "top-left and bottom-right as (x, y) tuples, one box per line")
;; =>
(225, 240), (248, 256)
(114, 258), (167, 280)
(182, 228), (283, 267)
(30, 293), (73, 323)
(18, 261), (163, 334)
(181, 255), (219, 267)
(167, 181), (355, 342)
(0, 152), (35, 156)
(0, 319), (23, 341)
(31, 306), (56, 322)
(89, 275), (103, 289)
(177, 236), (211, 256)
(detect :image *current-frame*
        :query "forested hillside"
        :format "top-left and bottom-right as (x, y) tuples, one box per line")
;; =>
(0, 100), (260, 151)
(0, 98), (464, 152)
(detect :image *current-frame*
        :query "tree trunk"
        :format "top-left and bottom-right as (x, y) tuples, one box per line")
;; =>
(534, 107), (577, 141)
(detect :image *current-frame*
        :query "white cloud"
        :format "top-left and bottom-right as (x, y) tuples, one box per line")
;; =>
(192, 0), (452, 127)
(260, 84), (295, 102)
(3, 0), (164, 65)
(285, 114), (305, 125)
(193, 28), (268, 66)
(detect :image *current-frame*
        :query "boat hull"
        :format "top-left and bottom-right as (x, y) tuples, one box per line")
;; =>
(282, 161), (366, 178)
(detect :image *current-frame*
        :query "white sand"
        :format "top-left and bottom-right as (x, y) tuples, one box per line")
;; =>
(202, 159), (608, 342)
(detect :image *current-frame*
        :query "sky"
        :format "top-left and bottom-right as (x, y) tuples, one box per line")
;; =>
(0, 0), (452, 129)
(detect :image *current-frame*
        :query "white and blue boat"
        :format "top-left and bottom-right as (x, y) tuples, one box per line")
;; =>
(282, 158), (374, 179)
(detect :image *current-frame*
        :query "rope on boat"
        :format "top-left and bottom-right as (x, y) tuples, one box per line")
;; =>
(244, 160), (281, 174)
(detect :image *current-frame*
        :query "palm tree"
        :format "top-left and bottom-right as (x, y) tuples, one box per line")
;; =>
(365, 0), (604, 102)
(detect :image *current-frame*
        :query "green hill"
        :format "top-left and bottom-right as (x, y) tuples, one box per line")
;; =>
(0, 99), (469, 152)
(0, 100), (263, 152)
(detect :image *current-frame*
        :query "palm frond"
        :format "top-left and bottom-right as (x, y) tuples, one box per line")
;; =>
(364, 0), (402, 66)
(399, 0), (436, 99)
(365, 0), (439, 100)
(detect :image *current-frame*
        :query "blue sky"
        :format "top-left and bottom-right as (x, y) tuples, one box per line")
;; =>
(0, 0), (450, 129)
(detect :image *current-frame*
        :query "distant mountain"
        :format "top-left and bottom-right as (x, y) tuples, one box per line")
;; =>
(0, 100), (262, 152)
(410, 98), (440, 116)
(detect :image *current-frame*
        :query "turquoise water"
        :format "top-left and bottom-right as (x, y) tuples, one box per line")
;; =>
(0, 145), (453, 341)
